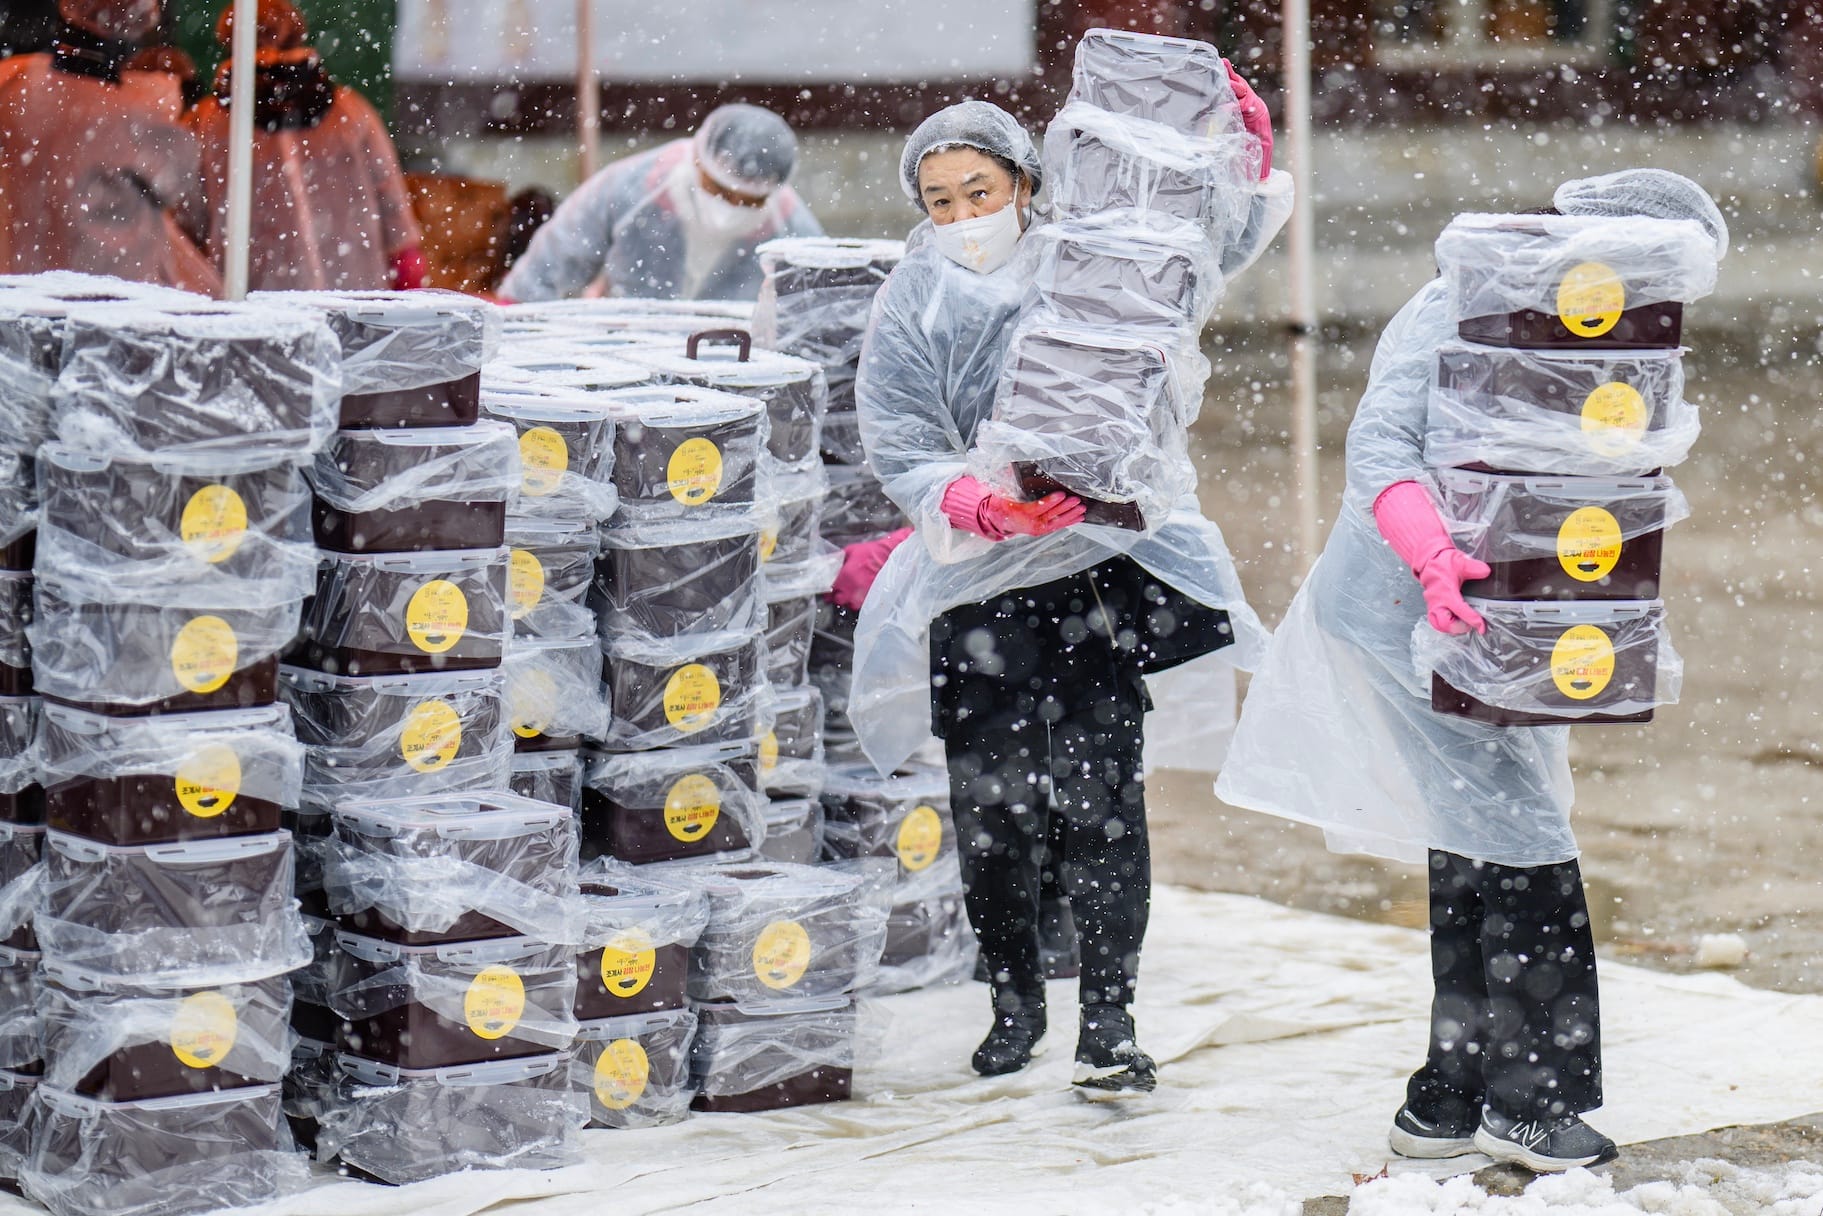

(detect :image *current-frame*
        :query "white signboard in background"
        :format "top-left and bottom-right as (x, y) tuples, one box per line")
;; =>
(394, 0), (1038, 84)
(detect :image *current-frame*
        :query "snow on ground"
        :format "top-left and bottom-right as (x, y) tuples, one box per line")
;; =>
(11, 886), (1823, 1216)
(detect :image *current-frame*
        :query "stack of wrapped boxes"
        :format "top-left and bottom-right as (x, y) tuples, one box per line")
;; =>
(1419, 215), (1718, 724)
(14, 294), (341, 1216)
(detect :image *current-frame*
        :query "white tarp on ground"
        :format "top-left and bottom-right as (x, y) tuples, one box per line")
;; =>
(11, 886), (1823, 1216)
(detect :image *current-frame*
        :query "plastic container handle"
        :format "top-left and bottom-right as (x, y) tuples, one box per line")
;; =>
(686, 329), (753, 363)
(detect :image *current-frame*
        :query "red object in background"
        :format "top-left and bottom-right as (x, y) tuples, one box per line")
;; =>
(389, 246), (426, 291)
(1063, 0), (1187, 39)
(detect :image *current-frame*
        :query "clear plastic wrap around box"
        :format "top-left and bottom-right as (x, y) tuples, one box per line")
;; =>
(807, 599), (856, 717)
(510, 749), (583, 812)
(280, 666), (511, 807)
(0, 827), (40, 950)
(594, 516), (764, 652)
(0, 946), (41, 1069)
(22, 1083), (307, 1216)
(306, 420), (522, 516)
(871, 883), (977, 996)
(38, 702), (304, 844)
(689, 860), (891, 1004)
(1434, 213), (1719, 335)
(326, 792), (583, 946)
(0, 1067), (36, 1187)
(503, 636), (611, 747)
(317, 1052), (585, 1186)
(257, 289), (499, 396)
(0, 451), (35, 555)
(0, 570), (31, 685)
(574, 864), (711, 1020)
(756, 798), (824, 866)
(630, 340), (830, 476)
(38, 961), (296, 1100)
(820, 763), (957, 892)
(1425, 342), (1698, 476)
(327, 932), (579, 1066)
(485, 348), (654, 392)
(572, 1007), (697, 1130)
(689, 994), (860, 1111)
(751, 238), (905, 429)
(1067, 27), (1246, 138)
(0, 297), (75, 458)
(505, 517), (599, 641)
(29, 578), (301, 712)
(34, 444), (316, 600)
(579, 742), (764, 867)
(757, 467), (836, 590)
(600, 632), (771, 750)
(480, 386), (621, 523)
(819, 462), (907, 547)
(1043, 102), (1260, 243)
(762, 684), (826, 800)
(1417, 598), (1681, 721)
(1023, 212), (1223, 333)
(282, 1036), (337, 1145)
(35, 831), (310, 986)
(763, 594), (817, 690)
(600, 385), (764, 524)
(52, 302), (341, 458)
(291, 547), (509, 678)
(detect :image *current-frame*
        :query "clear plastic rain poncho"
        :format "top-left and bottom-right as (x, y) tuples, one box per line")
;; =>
(1218, 205), (1719, 866)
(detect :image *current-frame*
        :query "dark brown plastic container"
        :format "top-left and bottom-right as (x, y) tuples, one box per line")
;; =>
(1432, 343), (1684, 450)
(604, 387), (763, 520)
(1430, 601), (1664, 727)
(594, 518), (762, 646)
(1459, 304), (1683, 350)
(309, 422), (518, 554)
(510, 750), (582, 811)
(821, 765), (955, 887)
(579, 742), (761, 866)
(760, 473), (826, 571)
(0, 1068), (35, 1194)
(756, 798), (822, 866)
(506, 519), (598, 641)
(0, 825), (41, 950)
(0, 572), (29, 696)
(0, 946), (40, 1068)
(342, 372), (482, 430)
(881, 891), (970, 968)
(1014, 464), (1146, 532)
(573, 876), (708, 1020)
(573, 1007), (697, 1129)
(764, 595), (815, 689)
(632, 332), (828, 472)
(689, 997), (855, 1114)
(292, 548), (508, 677)
(602, 637), (766, 748)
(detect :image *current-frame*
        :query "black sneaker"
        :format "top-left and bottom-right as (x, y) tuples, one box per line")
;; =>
(1474, 1108), (1619, 1172)
(1072, 1003), (1156, 1097)
(971, 988), (1046, 1076)
(1387, 1103), (1479, 1159)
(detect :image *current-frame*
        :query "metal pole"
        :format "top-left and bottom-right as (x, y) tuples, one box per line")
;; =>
(1283, 0), (1319, 568)
(576, 0), (601, 182)
(222, 0), (258, 301)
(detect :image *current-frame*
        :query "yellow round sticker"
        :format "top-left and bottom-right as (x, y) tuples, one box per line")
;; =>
(519, 427), (571, 498)
(179, 485), (249, 565)
(1555, 261), (1627, 339)
(752, 920), (812, 991)
(664, 773), (722, 843)
(599, 928), (658, 999)
(662, 663), (722, 733)
(758, 730), (780, 778)
(405, 579), (470, 654)
(895, 805), (944, 873)
(1550, 624), (1617, 701)
(759, 528), (779, 563)
(170, 615), (239, 694)
(508, 667), (559, 739)
(1557, 507), (1625, 583)
(1580, 382), (1649, 456)
(666, 437), (724, 506)
(174, 743), (242, 819)
(399, 699), (463, 773)
(169, 990), (239, 1070)
(508, 549), (547, 621)
(592, 1039), (651, 1111)
(464, 965), (527, 1040)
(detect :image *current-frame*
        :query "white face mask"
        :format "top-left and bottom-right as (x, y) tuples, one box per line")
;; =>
(931, 203), (1024, 274)
(670, 159), (768, 239)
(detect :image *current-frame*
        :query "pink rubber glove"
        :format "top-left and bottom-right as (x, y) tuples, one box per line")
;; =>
(1373, 480), (1489, 636)
(1224, 60), (1274, 180)
(826, 528), (913, 611)
(941, 476), (1085, 541)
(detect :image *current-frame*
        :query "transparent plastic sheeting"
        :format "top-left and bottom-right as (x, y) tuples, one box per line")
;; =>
(764, 594), (817, 688)
(690, 860), (892, 1004)
(21, 1084), (308, 1216)
(480, 385), (621, 523)
(820, 462), (908, 547)
(1067, 28), (1247, 138)
(35, 831), (312, 985)
(507, 519), (599, 641)
(600, 634), (771, 751)
(870, 883), (978, 996)
(820, 763), (954, 887)
(1022, 210), (1225, 334)
(37, 962), (297, 1095)
(306, 420), (522, 515)
(0, 1069), (33, 1183)
(328, 933), (580, 1051)
(0, 452), (33, 549)
(315, 1053), (586, 1185)
(750, 238), (906, 419)
(1425, 342), (1699, 476)
(602, 385), (766, 524)
(37, 702), (305, 811)
(258, 289), (500, 395)
(1434, 213), (1720, 322)
(756, 798), (824, 866)
(629, 342), (831, 476)
(0, 833), (39, 953)
(595, 515), (764, 652)
(578, 859), (713, 955)
(503, 636), (612, 743)
(757, 468), (842, 598)
(571, 1007), (697, 1129)
(1431, 468), (1690, 566)
(510, 750), (583, 812)
(325, 793), (585, 944)
(279, 667), (512, 807)
(761, 685), (827, 799)
(582, 743), (765, 862)
(52, 302), (342, 458)
(1415, 599), (1682, 719)
(0, 947), (40, 1069)
(294, 548), (509, 671)
(34, 444), (317, 601)
(690, 995), (870, 1101)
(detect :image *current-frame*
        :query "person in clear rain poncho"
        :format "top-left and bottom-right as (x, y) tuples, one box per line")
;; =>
(1217, 170), (1728, 1170)
(847, 96), (1286, 1094)
(498, 102), (824, 303)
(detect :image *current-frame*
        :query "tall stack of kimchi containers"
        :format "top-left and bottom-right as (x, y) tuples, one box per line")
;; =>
(5, 281), (340, 1216)
(1418, 217), (1719, 725)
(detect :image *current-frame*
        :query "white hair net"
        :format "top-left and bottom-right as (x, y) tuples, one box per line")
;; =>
(693, 104), (800, 197)
(1554, 169), (1729, 261)
(899, 100), (1044, 209)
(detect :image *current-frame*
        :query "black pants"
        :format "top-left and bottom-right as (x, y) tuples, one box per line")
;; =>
(1407, 850), (1603, 1125)
(945, 698), (1149, 1008)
